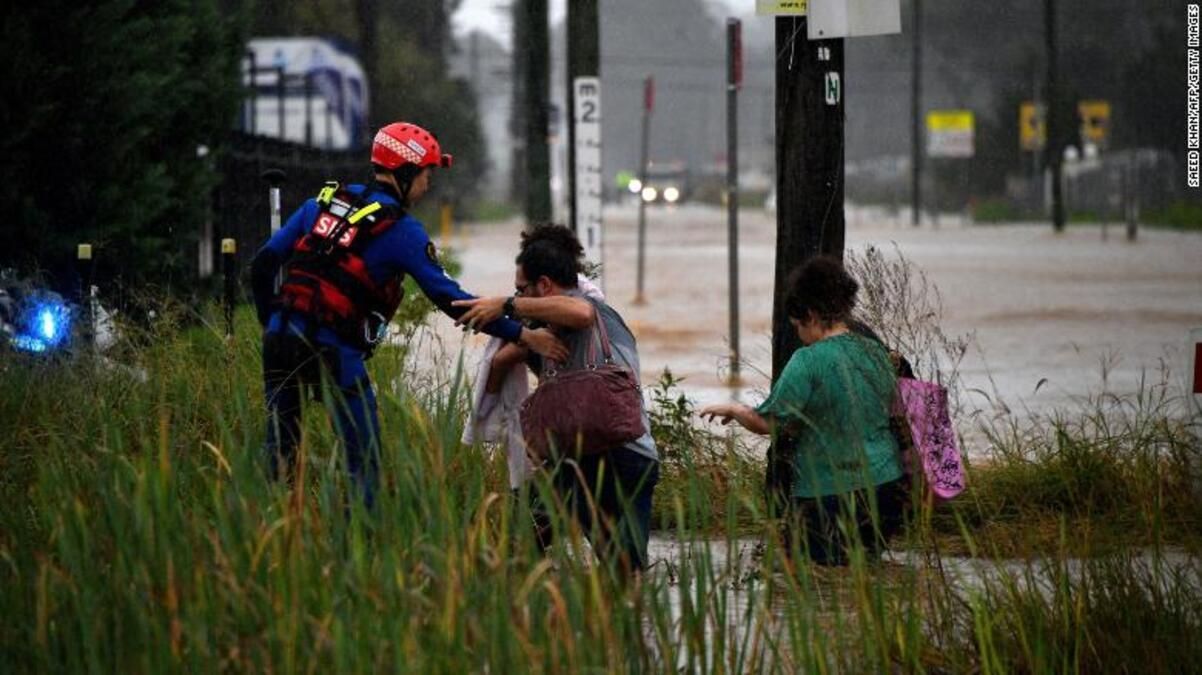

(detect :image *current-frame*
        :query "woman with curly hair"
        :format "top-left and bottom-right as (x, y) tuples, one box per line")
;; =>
(701, 255), (907, 565)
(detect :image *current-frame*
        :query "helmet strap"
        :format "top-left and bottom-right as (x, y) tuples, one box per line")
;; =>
(391, 164), (422, 208)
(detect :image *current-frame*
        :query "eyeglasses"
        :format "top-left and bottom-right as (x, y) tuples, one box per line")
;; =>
(514, 283), (530, 296)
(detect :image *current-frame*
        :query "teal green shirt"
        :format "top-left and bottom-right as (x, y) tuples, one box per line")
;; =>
(756, 333), (903, 498)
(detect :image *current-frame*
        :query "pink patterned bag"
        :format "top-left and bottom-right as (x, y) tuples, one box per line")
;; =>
(896, 378), (966, 500)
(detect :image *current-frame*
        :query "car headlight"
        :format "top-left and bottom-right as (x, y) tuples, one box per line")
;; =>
(663, 186), (680, 203)
(641, 186), (658, 202)
(628, 179), (642, 194)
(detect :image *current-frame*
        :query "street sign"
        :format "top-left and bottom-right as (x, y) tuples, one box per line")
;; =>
(1078, 99), (1111, 148)
(926, 110), (974, 158)
(824, 72), (841, 105)
(808, 0), (902, 39)
(1020, 101), (1047, 151)
(573, 77), (604, 273)
(757, 0), (807, 15)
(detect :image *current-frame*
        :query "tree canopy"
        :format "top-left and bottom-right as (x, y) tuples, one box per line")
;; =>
(0, 0), (245, 289)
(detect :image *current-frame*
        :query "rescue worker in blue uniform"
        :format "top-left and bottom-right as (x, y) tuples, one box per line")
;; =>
(251, 121), (567, 508)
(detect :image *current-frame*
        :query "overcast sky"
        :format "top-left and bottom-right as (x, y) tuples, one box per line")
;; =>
(451, 0), (751, 47)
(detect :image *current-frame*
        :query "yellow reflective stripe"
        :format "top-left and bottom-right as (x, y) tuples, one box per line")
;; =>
(316, 181), (339, 206)
(347, 201), (382, 224)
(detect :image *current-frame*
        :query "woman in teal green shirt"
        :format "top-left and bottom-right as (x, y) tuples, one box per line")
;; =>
(702, 256), (907, 565)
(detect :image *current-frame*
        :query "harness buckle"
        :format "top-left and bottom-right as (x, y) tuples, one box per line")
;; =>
(316, 181), (340, 207)
(364, 311), (389, 348)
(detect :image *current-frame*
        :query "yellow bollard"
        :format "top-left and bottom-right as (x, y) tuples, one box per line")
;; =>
(439, 198), (453, 248)
(221, 239), (237, 338)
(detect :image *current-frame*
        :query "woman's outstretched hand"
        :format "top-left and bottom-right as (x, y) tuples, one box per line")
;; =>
(700, 403), (772, 435)
(700, 403), (740, 425)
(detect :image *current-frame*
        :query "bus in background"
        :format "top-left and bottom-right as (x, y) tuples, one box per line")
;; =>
(242, 38), (370, 150)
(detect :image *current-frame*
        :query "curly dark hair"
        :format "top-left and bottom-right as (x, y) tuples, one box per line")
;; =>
(784, 255), (859, 325)
(515, 223), (583, 287)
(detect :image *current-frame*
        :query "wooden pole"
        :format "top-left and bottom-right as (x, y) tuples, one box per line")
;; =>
(771, 17), (845, 379)
(522, 0), (552, 224)
(566, 0), (599, 236)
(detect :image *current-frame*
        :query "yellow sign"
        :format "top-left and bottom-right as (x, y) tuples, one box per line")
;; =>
(1019, 101), (1046, 152)
(1078, 100), (1111, 146)
(757, 0), (807, 15)
(926, 110), (974, 158)
(926, 110), (974, 133)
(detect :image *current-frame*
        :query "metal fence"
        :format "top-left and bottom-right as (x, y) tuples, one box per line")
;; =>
(207, 132), (365, 281)
(846, 148), (1199, 224)
(1003, 148), (1195, 224)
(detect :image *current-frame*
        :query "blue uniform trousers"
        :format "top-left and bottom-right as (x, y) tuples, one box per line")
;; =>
(262, 329), (380, 509)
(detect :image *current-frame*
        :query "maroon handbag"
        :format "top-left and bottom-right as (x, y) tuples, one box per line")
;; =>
(519, 306), (646, 460)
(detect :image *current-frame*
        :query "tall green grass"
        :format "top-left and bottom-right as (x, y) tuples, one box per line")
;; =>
(2, 303), (1200, 673)
(939, 366), (1202, 556)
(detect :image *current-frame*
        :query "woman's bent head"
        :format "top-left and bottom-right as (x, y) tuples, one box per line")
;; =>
(785, 256), (859, 344)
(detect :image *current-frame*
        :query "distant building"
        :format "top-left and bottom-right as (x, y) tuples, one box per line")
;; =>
(243, 38), (370, 150)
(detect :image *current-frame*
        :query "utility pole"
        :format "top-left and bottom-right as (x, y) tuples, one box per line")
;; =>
(566, 0), (599, 237)
(522, 0), (552, 224)
(726, 18), (742, 381)
(771, 16), (845, 379)
(304, 73), (314, 146)
(353, 0), (380, 131)
(510, 2), (526, 207)
(634, 76), (653, 305)
(1031, 58), (1043, 210)
(910, 0), (923, 226)
(469, 30), (482, 100)
(1046, 0), (1065, 232)
(275, 66), (286, 142)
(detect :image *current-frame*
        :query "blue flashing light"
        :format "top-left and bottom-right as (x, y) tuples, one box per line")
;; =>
(39, 307), (57, 340)
(13, 298), (71, 352)
(12, 335), (48, 353)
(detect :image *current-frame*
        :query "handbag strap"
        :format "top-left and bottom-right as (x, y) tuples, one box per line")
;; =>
(585, 302), (615, 367)
(544, 301), (614, 377)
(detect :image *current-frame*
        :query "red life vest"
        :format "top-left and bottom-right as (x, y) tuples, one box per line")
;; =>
(279, 182), (404, 350)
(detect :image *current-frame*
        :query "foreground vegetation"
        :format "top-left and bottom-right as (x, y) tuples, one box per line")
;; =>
(1, 297), (1199, 672)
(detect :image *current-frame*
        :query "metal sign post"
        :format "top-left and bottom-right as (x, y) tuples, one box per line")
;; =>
(573, 77), (604, 284)
(262, 168), (286, 292)
(726, 19), (742, 382)
(634, 76), (653, 305)
(262, 169), (286, 233)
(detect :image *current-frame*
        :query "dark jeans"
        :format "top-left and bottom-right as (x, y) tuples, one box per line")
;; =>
(784, 476), (908, 566)
(532, 447), (660, 574)
(262, 332), (380, 509)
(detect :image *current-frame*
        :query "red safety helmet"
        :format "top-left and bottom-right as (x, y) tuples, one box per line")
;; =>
(371, 122), (453, 171)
